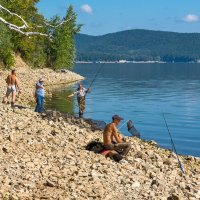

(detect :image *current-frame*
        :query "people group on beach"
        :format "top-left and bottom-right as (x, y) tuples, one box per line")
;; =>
(2, 69), (132, 161)
(66, 82), (132, 161)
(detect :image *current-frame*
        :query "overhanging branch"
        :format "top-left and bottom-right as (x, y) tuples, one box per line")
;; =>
(0, 4), (71, 38)
(0, 5), (28, 29)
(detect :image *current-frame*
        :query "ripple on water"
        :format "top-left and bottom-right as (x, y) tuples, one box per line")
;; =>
(45, 63), (200, 157)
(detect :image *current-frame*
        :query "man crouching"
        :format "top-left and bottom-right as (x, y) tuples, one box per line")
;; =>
(103, 115), (131, 160)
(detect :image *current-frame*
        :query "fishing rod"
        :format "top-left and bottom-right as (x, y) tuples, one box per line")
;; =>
(66, 62), (105, 100)
(162, 112), (185, 174)
(66, 63), (106, 107)
(88, 63), (105, 88)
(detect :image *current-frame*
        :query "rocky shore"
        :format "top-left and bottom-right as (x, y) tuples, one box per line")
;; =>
(0, 67), (199, 200)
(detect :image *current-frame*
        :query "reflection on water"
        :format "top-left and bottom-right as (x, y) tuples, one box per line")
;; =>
(45, 63), (200, 157)
(46, 88), (75, 114)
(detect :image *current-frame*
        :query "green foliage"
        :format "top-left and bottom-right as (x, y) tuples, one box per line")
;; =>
(75, 30), (200, 62)
(0, 23), (15, 67)
(0, 2), (81, 69)
(2, 0), (48, 67)
(48, 6), (82, 69)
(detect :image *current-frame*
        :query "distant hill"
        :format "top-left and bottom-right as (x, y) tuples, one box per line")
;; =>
(75, 29), (200, 62)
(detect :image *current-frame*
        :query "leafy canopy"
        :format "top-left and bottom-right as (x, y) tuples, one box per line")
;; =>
(0, 1), (81, 69)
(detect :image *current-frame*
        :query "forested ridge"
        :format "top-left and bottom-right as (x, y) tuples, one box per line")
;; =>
(0, 0), (81, 69)
(75, 29), (200, 62)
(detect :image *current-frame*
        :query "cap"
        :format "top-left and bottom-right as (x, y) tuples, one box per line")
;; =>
(112, 115), (124, 121)
(39, 78), (44, 82)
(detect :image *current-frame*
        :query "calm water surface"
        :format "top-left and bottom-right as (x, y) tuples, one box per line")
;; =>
(46, 63), (200, 157)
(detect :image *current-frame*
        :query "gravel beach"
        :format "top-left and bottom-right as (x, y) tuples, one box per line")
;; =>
(0, 67), (199, 200)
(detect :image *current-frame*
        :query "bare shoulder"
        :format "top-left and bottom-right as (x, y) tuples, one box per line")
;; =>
(110, 123), (115, 129)
(107, 123), (114, 128)
(11, 74), (16, 79)
(108, 123), (115, 131)
(104, 123), (113, 132)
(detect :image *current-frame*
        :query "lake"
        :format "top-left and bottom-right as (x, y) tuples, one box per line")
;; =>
(45, 63), (200, 157)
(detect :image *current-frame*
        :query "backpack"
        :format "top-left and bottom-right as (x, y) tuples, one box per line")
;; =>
(86, 141), (104, 153)
(86, 141), (124, 163)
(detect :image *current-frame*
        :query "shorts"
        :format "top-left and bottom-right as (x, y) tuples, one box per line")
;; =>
(104, 142), (131, 156)
(6, 85), (16, 96)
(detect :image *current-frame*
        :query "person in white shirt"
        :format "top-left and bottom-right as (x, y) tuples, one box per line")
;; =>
(35, 78), (45, 113)
(67, 83), (90, 117)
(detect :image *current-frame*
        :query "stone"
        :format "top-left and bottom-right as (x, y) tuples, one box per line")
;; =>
(10, 195), (18, 200)
(131, 181), (140, 188)
(149, 172), (156, 179)
(151, 179), (159, 186)
(149, 140), (158, 146)
(8, 134), (14, 142)
(45, 180), (55, 187)
(185, 185), (191, 191)
(2, 147), (9, 153)
(179, 182), (185, 189)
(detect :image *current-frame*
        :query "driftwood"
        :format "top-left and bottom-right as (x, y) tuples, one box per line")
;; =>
(0, 4), (71, 38)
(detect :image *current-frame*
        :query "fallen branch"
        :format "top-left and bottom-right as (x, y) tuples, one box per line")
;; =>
(44, 18), (71, 28)
(0, 4), (71, 38)
(0, 5), (28, 29)
(0, 16), (49, 37)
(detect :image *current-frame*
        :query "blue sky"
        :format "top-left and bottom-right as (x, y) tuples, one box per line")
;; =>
(37, 0), (200, 35)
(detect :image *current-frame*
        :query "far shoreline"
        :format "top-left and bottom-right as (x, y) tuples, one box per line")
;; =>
(75, 60), (200, 64)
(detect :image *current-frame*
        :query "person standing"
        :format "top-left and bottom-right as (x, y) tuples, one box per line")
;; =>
(35, 78), (45, 113)
(2, 69), (21, 107)
(67, 83), (90, 118)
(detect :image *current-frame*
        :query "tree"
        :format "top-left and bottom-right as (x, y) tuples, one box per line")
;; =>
(0, 23), (14, 67)
(48, 5), (82, 69)
(0, 2), (81, 68)
(0, 0), (48, 67)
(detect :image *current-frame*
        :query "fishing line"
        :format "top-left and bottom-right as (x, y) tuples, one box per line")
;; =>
(162, 112), (185, 174)
(118, 119), (129, 130)
(88, 63), (105, 88)
(64, 63), (106, 110)
(155, 77), (185, 173)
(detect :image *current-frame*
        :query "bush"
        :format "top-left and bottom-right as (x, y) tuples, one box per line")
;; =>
(0, 24), (15, 68)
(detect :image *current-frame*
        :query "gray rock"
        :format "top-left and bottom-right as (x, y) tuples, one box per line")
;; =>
(45, 180), (55, 187)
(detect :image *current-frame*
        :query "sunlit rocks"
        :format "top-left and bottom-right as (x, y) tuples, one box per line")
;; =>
(0, 68), (199, 199)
